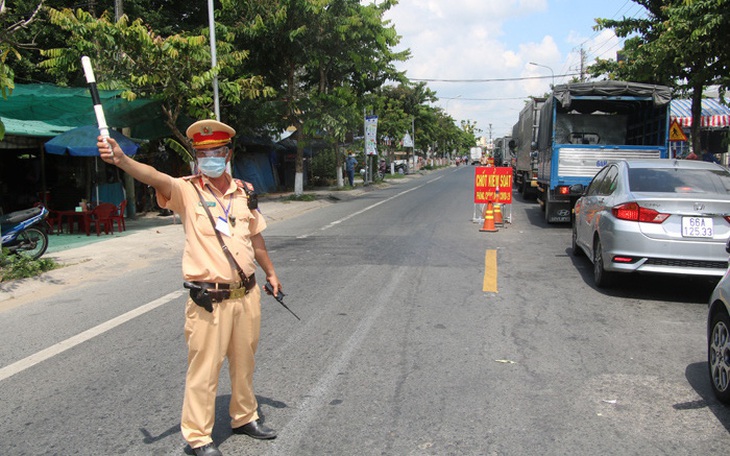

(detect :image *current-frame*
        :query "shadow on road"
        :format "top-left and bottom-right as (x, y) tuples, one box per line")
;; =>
(682, 361), (730, 433)
(566, 247), (719, 304)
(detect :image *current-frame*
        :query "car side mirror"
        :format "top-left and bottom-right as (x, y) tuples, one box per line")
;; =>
(570, 184), (585, 195)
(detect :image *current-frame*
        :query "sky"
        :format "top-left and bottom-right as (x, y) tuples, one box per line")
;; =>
(381, 0), (647, 142)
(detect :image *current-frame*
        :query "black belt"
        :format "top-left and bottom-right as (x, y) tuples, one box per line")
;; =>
(191, 274), (257, 301)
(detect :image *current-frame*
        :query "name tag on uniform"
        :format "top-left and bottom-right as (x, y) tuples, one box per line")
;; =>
(199, 201), (216, 207)
(215, 216), (231, 237)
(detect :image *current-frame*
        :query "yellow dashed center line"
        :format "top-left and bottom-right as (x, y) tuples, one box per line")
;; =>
(483, 249), (498, 293)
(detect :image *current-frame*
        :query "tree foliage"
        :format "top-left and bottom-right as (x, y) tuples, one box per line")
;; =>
(591, 0), (730, 153)
(1, 0), (483, 190)
(39, 7), (272, 149)
(227, 0), (408, 193)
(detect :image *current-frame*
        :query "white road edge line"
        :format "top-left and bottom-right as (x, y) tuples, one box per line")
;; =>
(0, 289), (185, 383)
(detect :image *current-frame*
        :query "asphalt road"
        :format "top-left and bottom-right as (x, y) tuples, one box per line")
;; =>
(1, 166), (729, 455)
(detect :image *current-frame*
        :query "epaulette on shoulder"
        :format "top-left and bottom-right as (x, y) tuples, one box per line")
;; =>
(182, 173), (202, 182)
(234, 178), (255, 193)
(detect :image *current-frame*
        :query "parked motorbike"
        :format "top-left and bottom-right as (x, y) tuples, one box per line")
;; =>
(377, 159), (387, 180)
(1, 206), (50, 259)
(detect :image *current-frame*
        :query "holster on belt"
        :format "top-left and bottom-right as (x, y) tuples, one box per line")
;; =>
(183, 281), (213, 312)
(183, 274), (256, 312)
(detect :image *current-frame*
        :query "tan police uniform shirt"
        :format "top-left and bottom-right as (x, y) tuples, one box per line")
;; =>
(156, 174), (266, 283)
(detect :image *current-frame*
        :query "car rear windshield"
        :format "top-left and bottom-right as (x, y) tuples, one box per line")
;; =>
(628, 168), (730, 194)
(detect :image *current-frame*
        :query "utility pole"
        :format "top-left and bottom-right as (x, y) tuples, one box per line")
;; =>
(207, 0), (220, 120)
(579, 46), (587, 82)
(114, 0), (123, 19)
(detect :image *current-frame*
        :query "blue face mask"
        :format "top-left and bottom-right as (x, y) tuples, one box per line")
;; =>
(197, 156), (227, 178)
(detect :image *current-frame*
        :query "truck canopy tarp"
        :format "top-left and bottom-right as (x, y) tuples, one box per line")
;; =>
(553, 80), (672, 110)
(538, 81), (672, 150)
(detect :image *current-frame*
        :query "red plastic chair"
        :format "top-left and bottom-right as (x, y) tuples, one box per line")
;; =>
(110, 200), (127, 232)
(46, 210), (63, 235)
(89, 203), (116, 236)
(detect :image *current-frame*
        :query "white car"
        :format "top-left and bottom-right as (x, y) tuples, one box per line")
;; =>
(708, 239), (730, 404)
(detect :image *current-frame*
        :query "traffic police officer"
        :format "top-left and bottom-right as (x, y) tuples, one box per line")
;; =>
(98, 119), (281, 456)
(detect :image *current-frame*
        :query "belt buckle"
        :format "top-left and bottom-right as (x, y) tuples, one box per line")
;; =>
(229, 288), (248, 299)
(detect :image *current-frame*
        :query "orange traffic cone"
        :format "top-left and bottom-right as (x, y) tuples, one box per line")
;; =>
(480, 202), (498, 232)
(493, 202), (504, 226)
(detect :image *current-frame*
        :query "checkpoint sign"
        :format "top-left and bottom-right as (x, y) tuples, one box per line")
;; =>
(474, 166), (513, 204)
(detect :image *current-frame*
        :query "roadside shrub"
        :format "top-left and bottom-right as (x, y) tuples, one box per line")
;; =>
(0, 250), (58, 282)
(310, 148), (337, 187)
(285, 193), (318, 202)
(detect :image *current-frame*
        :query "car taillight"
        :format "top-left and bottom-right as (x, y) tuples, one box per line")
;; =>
(612, 256), (637, 263)
(612, 202), (669, 223)
(558, 186), (570, 195)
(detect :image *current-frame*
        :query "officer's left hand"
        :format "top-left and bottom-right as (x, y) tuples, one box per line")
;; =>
(264, 275), (282, 296)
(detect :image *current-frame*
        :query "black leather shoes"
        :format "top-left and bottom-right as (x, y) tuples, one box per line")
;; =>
(232, 419), (277, 439)
(187, 443), (222, 456)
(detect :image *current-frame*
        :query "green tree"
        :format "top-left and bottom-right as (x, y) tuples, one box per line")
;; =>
(592, 0), (730, 154)
(38, 7), (271, 150)
(230, 0), (407, 194)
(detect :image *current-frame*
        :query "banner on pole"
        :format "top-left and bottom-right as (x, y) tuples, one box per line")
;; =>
(474, 167), (513, 204)
(402, 132), (413, 148)
(365, 115), (378, 155)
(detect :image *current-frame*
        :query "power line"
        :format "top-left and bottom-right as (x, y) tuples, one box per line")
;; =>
(440, 96), (536, 101)
(562, 1), (646, 78)
(410, 73), (580, 83)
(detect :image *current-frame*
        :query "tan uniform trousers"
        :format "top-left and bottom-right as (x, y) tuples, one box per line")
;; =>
(181, 286), (261, 448)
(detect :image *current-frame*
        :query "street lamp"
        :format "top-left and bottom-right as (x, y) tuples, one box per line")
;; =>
(529, 61), (554, 88)
(444, 94), (462, 112)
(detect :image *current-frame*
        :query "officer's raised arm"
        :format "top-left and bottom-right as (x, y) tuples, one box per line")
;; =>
(97, 136), (173, 200)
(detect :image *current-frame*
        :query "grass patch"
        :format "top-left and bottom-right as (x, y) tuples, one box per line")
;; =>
(284, 193), (318, 202)
(0, 251), (59, 282)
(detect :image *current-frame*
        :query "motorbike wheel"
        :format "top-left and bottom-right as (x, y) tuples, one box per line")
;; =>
(15, 226), (48, 260)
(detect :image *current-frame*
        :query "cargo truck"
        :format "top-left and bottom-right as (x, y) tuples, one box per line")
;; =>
(469, 147), (483, 165)
(510, 97), (545, 198)
(493, 136), (512, 167)
(536, 81), (672, 223)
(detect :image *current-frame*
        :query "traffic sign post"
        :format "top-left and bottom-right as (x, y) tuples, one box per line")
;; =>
(474, 167), (513, 224)
(669, 119), (688, 142)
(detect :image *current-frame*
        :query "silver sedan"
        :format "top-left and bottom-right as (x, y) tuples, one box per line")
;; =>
(571, 159), (730, 288)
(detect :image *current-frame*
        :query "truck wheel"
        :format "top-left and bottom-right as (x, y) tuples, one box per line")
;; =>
(518, 179), (526, 196)
(708, 308), (730, 404)
(543, 191), (550, 219)
(593, 238), (613, 288)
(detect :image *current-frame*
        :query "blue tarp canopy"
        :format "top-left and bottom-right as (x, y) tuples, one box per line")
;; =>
(45, 125), (140, 156)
